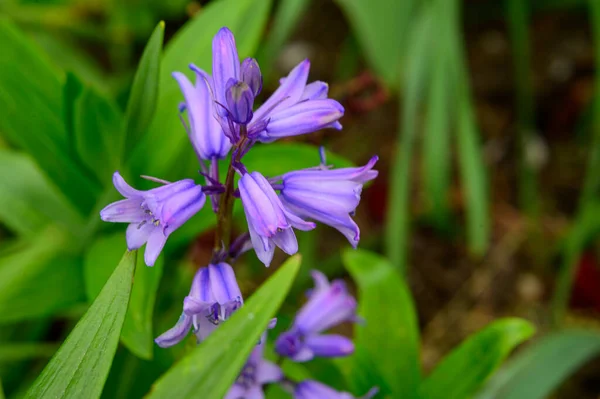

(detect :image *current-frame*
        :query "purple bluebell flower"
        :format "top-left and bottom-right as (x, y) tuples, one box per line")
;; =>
(155, 263), (242, 347)
(225, 333), (282, 399)
(195, 27), (344, 144)
(173, 68), (231, 161)
(100, 172), (205, 266)
(275, 271), (357, 362)
(294, 380), (378, 399)
(239, 171), (315, 267)
(279, 156), (378, 248)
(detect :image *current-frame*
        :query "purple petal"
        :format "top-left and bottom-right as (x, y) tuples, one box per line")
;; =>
(239, 172), (288, 237)
(310, 270), (330, 292)
(256, 360), (282, 384)
(301, 81), (328, 101)
(245, 386), (265, 399)
(160, 185), (206, 235)
(195, 319), (219, 342)
(304, 334), (355, 357)
(189, 267), (213, 302)
(183, 296), (213, 316)
(173, 70), (230, 160)
(294, 380), (352, 399)
(271, 227), (298, 255)
(252, 59), (310, 122)
(208, 262), (242, 304)
(282, 204), (316, 231)
(125, 222), (154, 250)
(213, 27), (240, 117)
(113, 171), (142, 198)
(154, 313), (192, 348)
(260, 99), (344, 142)
(247, 217), (275, 267)
(241, 58), (262, 96)
(301, 156), (379, 183)
(282, 179), (362, 213)
(100, 198), (145, 223)
(144, 228), (167, 266)
(294, 280), (357, 333)
(224, 384), (245, 399)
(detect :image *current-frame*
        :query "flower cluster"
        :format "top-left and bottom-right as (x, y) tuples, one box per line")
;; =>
(99, 26), (378, 398)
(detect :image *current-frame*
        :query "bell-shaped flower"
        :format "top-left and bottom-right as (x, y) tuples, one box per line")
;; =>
(100, 172), (205, 266)
(239, 171), (315, 267)
(225, 333), (282, 399)
(275, 271), (358, 362)
(155, 263), (242, 347)
(294, 380), (378, 399)
(279, 156), (378, 248)
(173, 68), (231, 161)
(195, 27), (343, 145)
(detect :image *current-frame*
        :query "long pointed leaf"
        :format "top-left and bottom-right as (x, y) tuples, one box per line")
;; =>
(25, 250), (137, 399)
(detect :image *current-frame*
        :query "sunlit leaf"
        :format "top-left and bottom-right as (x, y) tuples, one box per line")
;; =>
(421, 318), (535, 399)
(25, 250), (137, 399)
(84, 233), (163, 360)
(342, 249), (420, 397)
(474, 330), (600, 399)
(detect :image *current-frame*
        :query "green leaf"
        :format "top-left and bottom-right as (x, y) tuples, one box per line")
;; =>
(73, 87), (124, 184)
(146, 255), (301, 399)
(125, 21), (164, 152)
(385, 6), (434, 273)
(342, 249), (420, 397)
(0, 149), (85, 237)
(474, 329), (600, 399)
(25, 250), (137, 399)
(0, 228), (85, 324)
(335, 0), (417, 88)
(0, 18), (100, 213)
(421, 318), (535, 399)
(129, 0), (272, 179)
(84, 233), (163, 360)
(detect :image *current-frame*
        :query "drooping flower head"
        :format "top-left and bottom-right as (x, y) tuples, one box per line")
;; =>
(239, 171), (315, 267)
(294, 380), (378, 399)
(100, 172), (205, 266)
(174, 68), (231, 161)
(193, 27), (344, 145)
(225, 333), (283, 399)
(275, 271), (358, 362)
(280, 156), (378, 248)
(155, 262), (242, 347)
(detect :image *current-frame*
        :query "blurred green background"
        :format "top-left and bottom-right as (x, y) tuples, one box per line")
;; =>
(2, 0), (600, 397)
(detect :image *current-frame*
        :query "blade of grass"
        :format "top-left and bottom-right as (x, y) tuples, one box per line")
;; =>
(507, 0), (539, 217)
(385, 5), (434, 273)
(449, 0), (490, 256)
(552, 0), (600, 324)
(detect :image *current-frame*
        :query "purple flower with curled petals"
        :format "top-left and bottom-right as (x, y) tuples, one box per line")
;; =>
(239, 171), (315, 267)
(279, 156), (378, 248)
(193, 27), (344, 145)
(225, 333), (282, 399)
(294, 380), (378, 399)
(100, 172), (205, 266)
(155, 263), (242, 347)
(174, 68), (231, 161)
(275, 271), (358, 362)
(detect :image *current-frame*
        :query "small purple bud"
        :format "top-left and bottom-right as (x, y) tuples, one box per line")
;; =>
(241, 58), (262, 97)
(225, 79), (254, 124)
(294, 380), (378, 399)
(212, 27), (240, 117)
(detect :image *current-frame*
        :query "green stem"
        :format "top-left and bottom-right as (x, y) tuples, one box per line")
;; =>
(213, 127), (248, 254)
